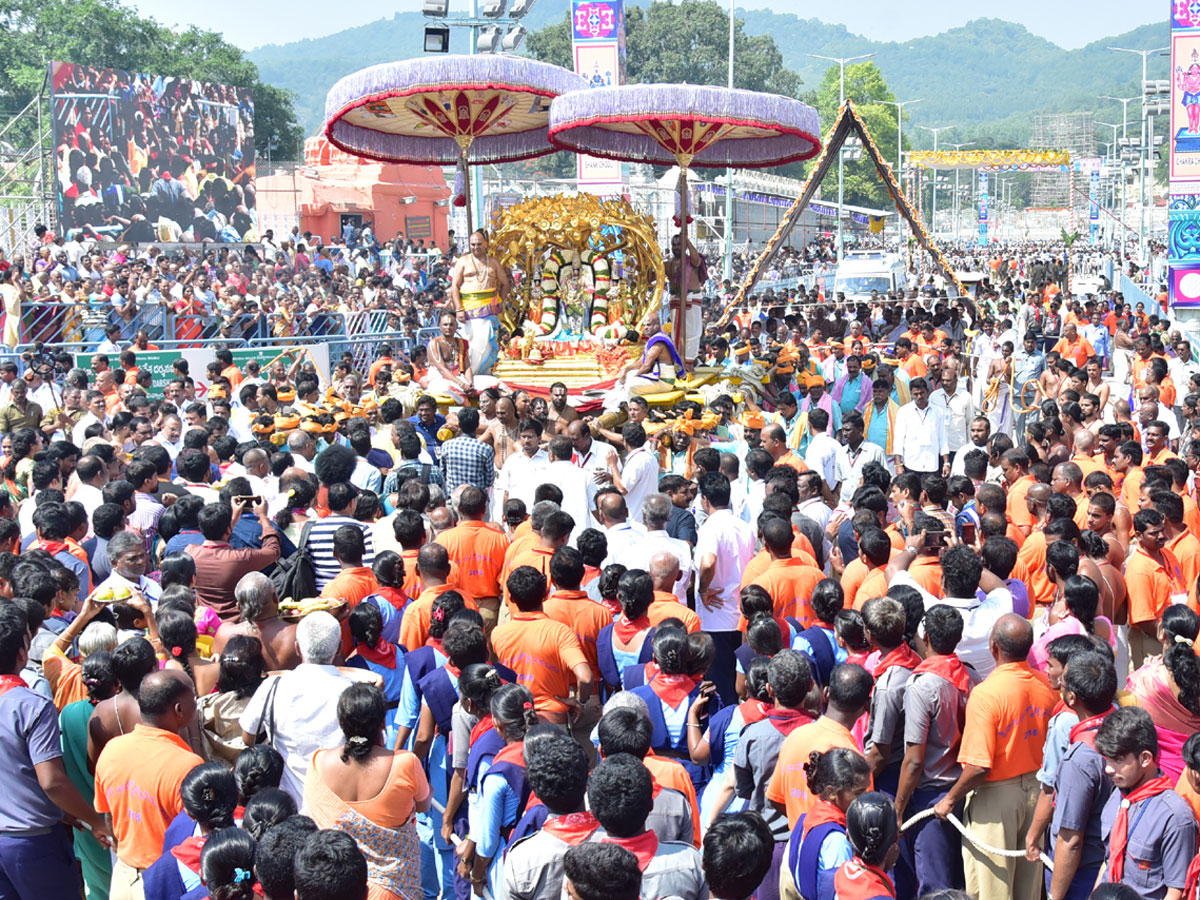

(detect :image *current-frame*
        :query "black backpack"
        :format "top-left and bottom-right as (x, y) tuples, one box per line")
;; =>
(271, 520), (317, 601)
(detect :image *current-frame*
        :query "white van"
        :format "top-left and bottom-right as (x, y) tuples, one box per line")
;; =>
(832, 251), (908, 300)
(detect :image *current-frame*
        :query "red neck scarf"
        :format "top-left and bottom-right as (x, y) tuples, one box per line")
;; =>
(469, 714), (494, 748)
(33, 540), (69, 557)
(377, 586), (409, 612)
(493, 741), (526, 768)
(602, 831), (659, 871)
(913, 653), (972, 694)
(739, 698), (772, 725)
(649, 672), (694, 709)
(1109, 774), (1175, 882)
(425, 637), (444, 655)
(613, 614), (652, 643)
(1051, 697), (1068, 717)
(833, 859), (895, 900)
(356, 639), (397, 669)
(768, 707), (814, 736)
(642, 661), (661, 684)
(542, 811), (600, 846)
(599, 597), (622, 617)
(1068, 709), (1112, 747)
(874, 644), (921, 680)
(0, 674), (27, 696)
(1185, 852), (1200, 900)
(801, 799), (848, 839)
(170, 835), (206, 873)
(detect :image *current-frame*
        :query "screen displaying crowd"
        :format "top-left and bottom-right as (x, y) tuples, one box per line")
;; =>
(51, 62), (256, 244)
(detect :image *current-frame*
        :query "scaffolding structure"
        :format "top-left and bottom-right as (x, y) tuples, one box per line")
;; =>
(1030, 112), (1095, 212)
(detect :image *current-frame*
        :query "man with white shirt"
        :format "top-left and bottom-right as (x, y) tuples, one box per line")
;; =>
(892, 377), (948, 477)
(240, 448), (277, 501)
(620, 493), (693, 605)
(929, 362), (975, 471)
(803, 408), (846, 500)
(568, 420), (615, 528)
(596, 490), (645, 567)
(73, 390), (109, 446)
(694, 472), (755, 703)
(609, 422), (659, 525)
(286, 430), (317, 474)
(885, 537), (1013, 677)
(950, 416), (992, 477)
(544, 435), (594, 543)
(70, 454), (107, 531)
(497, 418), (551, 513)
(838, 411), (889, 506)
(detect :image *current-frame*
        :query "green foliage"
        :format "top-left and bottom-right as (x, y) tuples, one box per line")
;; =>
(0, 0), (301, 158)
(1060, 228), (1081, 248)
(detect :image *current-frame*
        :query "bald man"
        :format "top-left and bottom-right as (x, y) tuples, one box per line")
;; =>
(646, 551), (701, 632)
(596, 490), (644, 567)
(1069, 429), (1103, 481)
(398, 543), (478, 651)
(935, 614), (1056, 900)
(761, 422), (807, 472)
(428, 505), (457, 536)
(1050, 462), (1088, 530)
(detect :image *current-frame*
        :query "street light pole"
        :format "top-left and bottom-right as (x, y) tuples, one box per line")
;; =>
(917, 125), (951, 240)
(873, 97), (923, 250)
(1109, 47), (1168, 265)
(723, 0), (734, 282)
(809, 52), (876, 264)
(946, 141), (975, 244)
(1098, 121), (1124, 252)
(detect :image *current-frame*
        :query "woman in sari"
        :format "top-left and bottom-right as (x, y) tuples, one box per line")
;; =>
(3, 429), (38, 503)
(596, 569), (657, 692)
(1030, 574), (1114, 673)
(60, 652), (117, 900)
(1126, 605), (1200, 780)
(460, 683), (538, 900)
(304, 682), (431, 900)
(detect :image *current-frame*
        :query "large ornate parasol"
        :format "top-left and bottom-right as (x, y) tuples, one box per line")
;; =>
(324, 55), (586, 233)
(549, 84), (821, 355)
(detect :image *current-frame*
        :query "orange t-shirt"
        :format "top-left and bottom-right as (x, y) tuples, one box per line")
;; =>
(1073, 493), (1089, 531)
(749, 557), (825, 629)
(221, 364), (244, 388)
(767, 716), (870, 827)
(852, 568), (889, 612)
(647, 591), (701, 633)
(1146, 446), (1179, 467)
(1006, 474), (1036, 531)
(500, 529), (541, 593)
(1120, 467), (1145, 512)
(1017, 531), (1055, 608)
(436, 520), (510, 599)
(740, 545), (819, 590)
(319, 566), (380, 607)
(901, 354), (927, 379)
(777, 451), (809, 473)
(1168, 531), (1200, 610)
(1005, 521), (1027, 550)
(958, 662), (1056, 782)
(1125, 546), (1186, 626)
(543, 589), (615, 674)
(1070, 455), (1104, 482)
(840, 558), (869, 609)
(122, 368), (139, 386)
(398, 583), (478, 650)
(644, 751), (701, 847)
(491, 611), (588, 715)
(399, 549), (460, 601)
(43, 645), (86, 711)
(1160, 378), (1177, 409)
(907, 556), (944, 599)
(1183, 493), (1200, 539)
(1050, 337), (1094, 368)
(94, 724), (205, 869)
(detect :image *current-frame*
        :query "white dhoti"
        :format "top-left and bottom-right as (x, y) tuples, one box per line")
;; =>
(460, 290), (502, 375)
(668, 292), (702, 363)
(421, 369), (500, 406)
(989, 382), (1013, 436)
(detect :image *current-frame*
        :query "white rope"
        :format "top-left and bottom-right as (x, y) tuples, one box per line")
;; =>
(900, 807), (1054, 871)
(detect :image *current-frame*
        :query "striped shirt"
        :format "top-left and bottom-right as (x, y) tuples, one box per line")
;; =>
(306, 514), (375, 589)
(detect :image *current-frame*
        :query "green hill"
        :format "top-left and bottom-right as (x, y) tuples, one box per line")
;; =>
(249, 7), (1166, 149)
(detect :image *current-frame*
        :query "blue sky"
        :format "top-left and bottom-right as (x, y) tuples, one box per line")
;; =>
(128, 0), (1160, 51)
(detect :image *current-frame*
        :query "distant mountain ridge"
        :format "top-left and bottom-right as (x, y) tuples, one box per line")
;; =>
(249, 8), (1166, 149)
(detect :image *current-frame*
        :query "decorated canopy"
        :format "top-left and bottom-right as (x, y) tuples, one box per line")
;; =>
(908, 149), (1073, 172)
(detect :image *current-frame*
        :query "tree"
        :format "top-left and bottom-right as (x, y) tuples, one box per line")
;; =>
(808, 61), (904, 209)
(0, 0), (302, 158)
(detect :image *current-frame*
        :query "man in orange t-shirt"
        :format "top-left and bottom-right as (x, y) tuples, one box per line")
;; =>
(1001, 449), (1037, 538)
(747, 518), (824, 628)
(492, 565), (592, 726)
(435, 485), (509, 630)
(767, 663), (873, 827)
(932, 615), (1055, 900)
(398, 543), (477, 650)
(1050, 323), (1095, 369)
(95, 672), (205, 886)
(543, 546), (615, 675)
(1125, 508), (1186, 668)
(503, 509), (574, 615)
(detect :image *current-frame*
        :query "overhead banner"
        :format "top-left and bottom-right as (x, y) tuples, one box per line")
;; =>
(75, 345), (331, 396)
(1171, 10), (1200, 308)
(977, 171), (988, 246)
(571, 0), (625, 194)
(1089, 169), (1100, 244)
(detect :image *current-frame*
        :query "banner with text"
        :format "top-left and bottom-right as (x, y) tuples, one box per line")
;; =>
(571, 0), (625, 194)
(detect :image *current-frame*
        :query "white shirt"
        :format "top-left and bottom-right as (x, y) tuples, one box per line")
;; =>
(892, 401), (948, 472)
(746, 479), (767, 526)
(890, 570), (1013, 676)
(544, 459), (595, 543)
(601, 520), (647, 568)
(839, 440), (890, 505)
(237, 663), (354, 803)
(620, 446), (660, 524)
(619, 529), (694, 606)
(804, 432), (848, 493)
(498, 449), (550, 511)
(693, 508), (755, 632)
(27, 382), (57, 412)
(930, 387), (976, 454)
(73, 412), (106, 446)
(950, 441), (990, 477)
(573, 440), (617, 529)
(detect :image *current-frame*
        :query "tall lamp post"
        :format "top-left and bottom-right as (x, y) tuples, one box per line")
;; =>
(945, 140), (975, 243)
(916, 124), (952, 240)
(1109, 47), (1168, 265)
(1098, 121), (1124, 251)
(872, 96), (923, 249)
(809, 52), (876, 264)
(723, 0), (735, 281)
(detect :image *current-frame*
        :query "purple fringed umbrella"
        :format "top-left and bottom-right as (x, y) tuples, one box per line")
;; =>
(548, 83), (820, 355)
(324, 55), (586, 233)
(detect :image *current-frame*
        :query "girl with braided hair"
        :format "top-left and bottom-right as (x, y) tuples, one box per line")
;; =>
(833, 792), (900, 900)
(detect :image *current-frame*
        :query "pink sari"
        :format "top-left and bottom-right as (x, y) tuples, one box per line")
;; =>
(1127, 658), (1200, 780)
